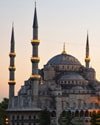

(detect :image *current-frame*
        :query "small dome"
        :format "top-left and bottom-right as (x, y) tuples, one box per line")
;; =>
(72, 86), (84, 90)
(47, 53), (81, 66)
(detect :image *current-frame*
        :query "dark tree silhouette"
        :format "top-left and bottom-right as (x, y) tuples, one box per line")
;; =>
(0, 98), (9, 125)
(39, 109), (51, 125)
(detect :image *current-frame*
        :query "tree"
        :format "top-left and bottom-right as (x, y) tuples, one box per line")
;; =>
(39, 109), (51, 125)
(0, 98), (9, 125)
(58, 111), (73, 125)
(91, 111), (100, 125)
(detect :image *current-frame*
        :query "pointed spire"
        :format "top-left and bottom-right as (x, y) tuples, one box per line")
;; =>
(62, 43), (67, 54)
(11, 23), (15, 53)
(32, 2), (38, 40)
(85, 32), (90, 68)
(86, 32), (89, 57)
(33, 1), (38, 28)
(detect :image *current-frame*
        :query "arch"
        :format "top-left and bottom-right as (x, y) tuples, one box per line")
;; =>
(67, 110), (71, 115)
(29, 115), (31, 119)
(80, 110), (84, 117)
(21, 115), (24, 120)
(75, 110), (79, 117)
(51, 111), (56, 117)
(17, 115), (19, 120)
(12, 115), (15, 120)
(85, 110), (89, 117)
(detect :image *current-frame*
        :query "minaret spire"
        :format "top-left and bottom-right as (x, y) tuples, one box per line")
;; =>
(8, 24), (16, 99)
(31, 3), (40, 97)
(33, 1), (38, 39)
(62, 43), (67, 54)
(11, 23), (15, 52)
(85, 32), (90, 68)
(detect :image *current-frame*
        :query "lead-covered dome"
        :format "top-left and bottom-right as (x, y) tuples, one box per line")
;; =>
(47, 53), (81, 66)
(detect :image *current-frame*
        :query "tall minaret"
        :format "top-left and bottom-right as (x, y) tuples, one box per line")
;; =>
(85, 33), (90, 68)
(8, 24), (16, 99)
(31, 3), (40, 96)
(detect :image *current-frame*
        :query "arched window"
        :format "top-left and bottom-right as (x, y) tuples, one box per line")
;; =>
(34, 115), (36, 119)
(12, 115), (15, 120)
(21, 115), (24, 120)
(17, 115), (19, 120)
(51, 111), (56, 117)
(80, 110), (84, 117)
(29, 115), (31, 119)
(85, 110), (89, 117)
(75, 110), (79, 117)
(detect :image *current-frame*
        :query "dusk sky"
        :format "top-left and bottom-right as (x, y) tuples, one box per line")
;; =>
(0, 0), (100, 101)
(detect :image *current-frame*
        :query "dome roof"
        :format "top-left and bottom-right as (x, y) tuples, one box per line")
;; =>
(47, 53), (81, 66)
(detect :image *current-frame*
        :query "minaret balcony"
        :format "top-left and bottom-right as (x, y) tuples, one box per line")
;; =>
(9, 52), (16, 57)
(30, 74), (41, 80)
(9, 66), (16, 71)
(31, 57), (40, 62)
(8, 80), (16, 85)
(85, 57), (90, 62)
(31, 39), (40, 45)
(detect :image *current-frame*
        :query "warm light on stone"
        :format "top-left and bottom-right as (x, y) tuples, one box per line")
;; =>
(8, 80), (16, 85)
(9, 52), (16, 57)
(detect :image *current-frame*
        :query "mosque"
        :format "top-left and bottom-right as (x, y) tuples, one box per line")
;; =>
(7, 3), (100, 125)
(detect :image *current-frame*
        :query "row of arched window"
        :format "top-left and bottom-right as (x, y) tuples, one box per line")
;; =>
(57, 65), (80, 71)
(12, 115), (36, 120)
(59, 80), (87, 85)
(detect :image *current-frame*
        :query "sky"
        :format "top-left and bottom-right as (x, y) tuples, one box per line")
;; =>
(0, 0), (100, 101)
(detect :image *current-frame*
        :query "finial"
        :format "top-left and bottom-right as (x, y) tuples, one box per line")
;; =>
(35, 1), (36, 7)
(12, 22), (14, 28)
(62, 42), (66, 54)
(85, 32), (90, 68)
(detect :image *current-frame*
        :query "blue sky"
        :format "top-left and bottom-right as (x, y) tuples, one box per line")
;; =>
(0, 0), (100, 100)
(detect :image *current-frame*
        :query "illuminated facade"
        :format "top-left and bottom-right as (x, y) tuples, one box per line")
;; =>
(7, 3), (100, 125)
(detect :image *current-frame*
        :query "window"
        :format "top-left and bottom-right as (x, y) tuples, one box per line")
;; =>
(17, 115), (19, 120)
(29, 115), (31, 119)
(12, 115), (15, 120)
(21, 115), (24, 120)
(34, 116), (36, 119)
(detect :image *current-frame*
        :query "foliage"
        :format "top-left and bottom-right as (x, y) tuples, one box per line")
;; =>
(58, 111), (73, 125)
(0, 98), (9, 125)
(39, 109), (51, 125)
(91, 111), (100, 125)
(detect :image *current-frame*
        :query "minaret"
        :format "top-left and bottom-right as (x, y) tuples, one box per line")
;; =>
(31, 3), (40, 96)
(85, 33), (90, 68)
(8, 24), (16, 99)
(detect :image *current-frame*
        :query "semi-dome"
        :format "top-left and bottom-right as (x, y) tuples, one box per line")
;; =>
(59, 73), (85, 81)
(47, 53), (81, 66)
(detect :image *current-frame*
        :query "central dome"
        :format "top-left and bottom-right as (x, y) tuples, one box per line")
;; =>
(47, 53), (81, 66)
